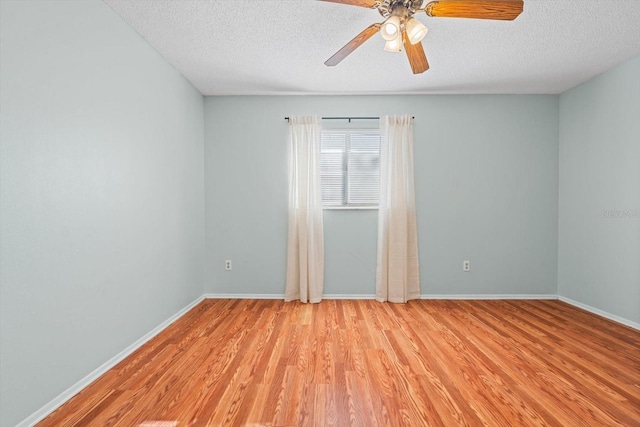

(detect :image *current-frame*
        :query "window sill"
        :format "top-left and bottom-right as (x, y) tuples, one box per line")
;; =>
(323, 206), (379, 210)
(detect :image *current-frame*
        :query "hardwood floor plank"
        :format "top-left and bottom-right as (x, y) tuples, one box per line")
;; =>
(37, 299), (640, 427)
(260, 357), (289, 424)
(344, 371), (379, 427)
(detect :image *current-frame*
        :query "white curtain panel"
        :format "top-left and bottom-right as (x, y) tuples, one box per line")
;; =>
(285, 116), (324, 303)
(376, 115), (421, 303)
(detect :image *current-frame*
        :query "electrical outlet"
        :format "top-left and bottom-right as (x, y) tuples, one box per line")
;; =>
(225, 260), (232, 271)
(463, 261), (470, 272)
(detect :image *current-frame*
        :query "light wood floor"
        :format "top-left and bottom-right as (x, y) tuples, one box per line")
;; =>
(38, 299), (640, 426)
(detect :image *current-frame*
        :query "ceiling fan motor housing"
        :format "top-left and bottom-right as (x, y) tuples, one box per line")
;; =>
(377, 0), (424, 18)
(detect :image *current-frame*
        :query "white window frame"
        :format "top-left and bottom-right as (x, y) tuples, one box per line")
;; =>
(320, 126), (381, 210)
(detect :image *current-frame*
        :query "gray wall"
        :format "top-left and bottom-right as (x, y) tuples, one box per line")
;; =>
(558, 56), (640, 324)
(204, 95), (559, 297)
(0, 1), (205, 425)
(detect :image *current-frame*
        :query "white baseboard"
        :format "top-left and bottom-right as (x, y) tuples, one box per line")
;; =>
(16, 295), (205, 427)
(203, 293), (378, 300)
(204, 293), (283, 299)
(421, 294), (558, 300)
(558, 296), (640, 330)
(322, 294), (377, 299)
(203, 293), (559, 301)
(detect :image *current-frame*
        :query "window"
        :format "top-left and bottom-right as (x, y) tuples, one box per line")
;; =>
(320, 127), (381, 208)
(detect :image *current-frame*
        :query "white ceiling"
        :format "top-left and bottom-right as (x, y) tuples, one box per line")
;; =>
(103, 0), (640, 95)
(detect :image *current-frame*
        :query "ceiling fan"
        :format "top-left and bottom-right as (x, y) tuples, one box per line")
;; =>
(320, 0), (524, 74)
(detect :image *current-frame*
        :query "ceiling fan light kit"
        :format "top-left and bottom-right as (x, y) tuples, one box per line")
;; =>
(320, 0), (524, 74)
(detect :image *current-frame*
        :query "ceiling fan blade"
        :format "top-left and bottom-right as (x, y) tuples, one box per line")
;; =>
(425, 0), (524, 20)
(403, 30), (429, 74)
(325, 23), (381, 67)
(317, 0), (379, 8)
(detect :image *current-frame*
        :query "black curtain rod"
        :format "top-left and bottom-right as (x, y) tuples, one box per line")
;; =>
(285, 116), (414, 122)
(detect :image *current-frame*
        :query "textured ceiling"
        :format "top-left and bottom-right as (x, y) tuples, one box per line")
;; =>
(103, 0), (640, 95)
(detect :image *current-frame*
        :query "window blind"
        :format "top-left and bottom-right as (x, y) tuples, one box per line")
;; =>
(320, 129), (380, 207)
